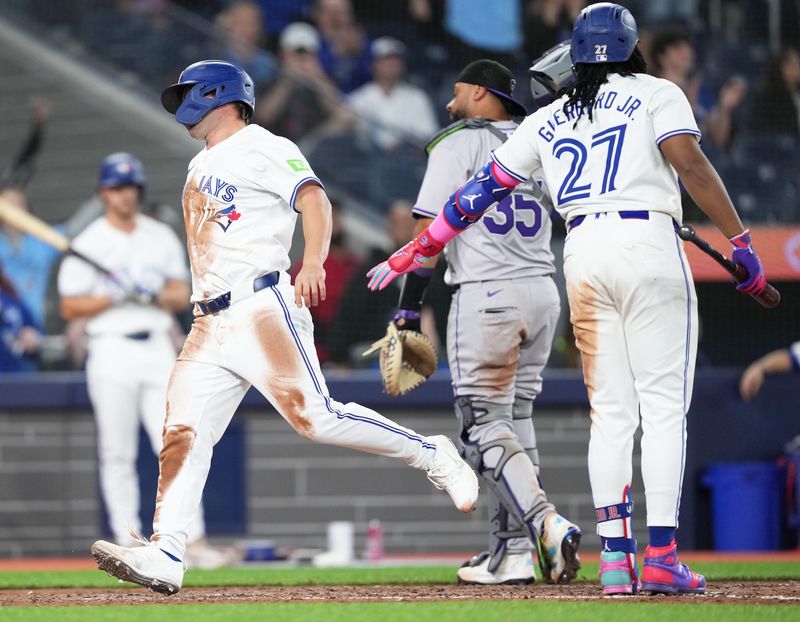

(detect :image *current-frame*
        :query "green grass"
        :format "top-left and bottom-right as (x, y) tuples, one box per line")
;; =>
(0, 602), (797, 622)
(1, 562), (799, 590)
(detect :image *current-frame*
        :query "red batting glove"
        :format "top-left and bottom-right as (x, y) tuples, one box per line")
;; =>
(366, 228), (444, 291)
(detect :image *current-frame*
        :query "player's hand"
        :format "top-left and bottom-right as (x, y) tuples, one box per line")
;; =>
(739, 362), (765, 401)
(366, 231), (443, 291)
(294, 260), (326, 308)
(730, 230), (766, 295)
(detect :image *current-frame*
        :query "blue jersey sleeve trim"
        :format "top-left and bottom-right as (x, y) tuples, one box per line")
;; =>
(290, 177), (324, 213)
(491, 153), (528, 183)
(656, 129), (702, 146)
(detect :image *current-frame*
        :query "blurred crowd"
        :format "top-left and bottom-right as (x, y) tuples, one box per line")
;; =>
(2, 0), (800, 372)
(7, 0), (800, 216)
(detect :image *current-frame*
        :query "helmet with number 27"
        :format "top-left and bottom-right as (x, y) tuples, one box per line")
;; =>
(571, 2), (638, 65)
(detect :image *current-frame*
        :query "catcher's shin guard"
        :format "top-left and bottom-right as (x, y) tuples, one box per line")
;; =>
(455, 398), (552, 549)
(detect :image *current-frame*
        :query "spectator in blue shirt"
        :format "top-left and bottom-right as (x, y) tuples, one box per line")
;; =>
(0, 188), (60, 330)
(313, 0), (373, 93)
(0, 259), (41, 373)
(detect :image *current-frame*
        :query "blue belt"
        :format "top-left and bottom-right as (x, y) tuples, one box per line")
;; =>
(198, 271), (280, 315)
(567, 210), (650, 232)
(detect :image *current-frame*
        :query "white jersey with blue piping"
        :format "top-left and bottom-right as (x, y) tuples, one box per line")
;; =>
(182, 124), (322, 302)
(492, 73), (701, 225)
(413, 119), (555, 286)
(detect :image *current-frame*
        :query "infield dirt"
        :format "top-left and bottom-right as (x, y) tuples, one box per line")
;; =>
(2, 581), (799, 607)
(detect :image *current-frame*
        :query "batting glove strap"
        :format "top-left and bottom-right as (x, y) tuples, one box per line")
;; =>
(729, 229), (752, 249)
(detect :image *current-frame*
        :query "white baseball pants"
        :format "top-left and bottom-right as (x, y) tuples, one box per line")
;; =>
(152, 280), (438, 559)
(564, 211), (697, 536)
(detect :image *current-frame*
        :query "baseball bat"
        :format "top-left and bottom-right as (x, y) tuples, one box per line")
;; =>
(677, 224), (780, 308)
(0, 196), (115, 278)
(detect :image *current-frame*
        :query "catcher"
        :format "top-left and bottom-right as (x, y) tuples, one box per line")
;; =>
(365, 50), (581, 585)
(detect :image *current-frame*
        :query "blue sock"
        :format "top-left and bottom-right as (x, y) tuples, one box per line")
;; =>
(600, 537), (636, 554)
(649, 527), (675, 548)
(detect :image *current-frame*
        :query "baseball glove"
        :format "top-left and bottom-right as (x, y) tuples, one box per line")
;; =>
(362, 322), (437, 396)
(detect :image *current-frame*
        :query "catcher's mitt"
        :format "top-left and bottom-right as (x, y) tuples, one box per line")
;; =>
(362, 322), (437, 396)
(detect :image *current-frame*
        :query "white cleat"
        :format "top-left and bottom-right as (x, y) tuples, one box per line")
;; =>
(426, 435), (479, 512)
(539, 512), (582, 584)
(91, 540), (185, 595)
(457, 551), (536, 585)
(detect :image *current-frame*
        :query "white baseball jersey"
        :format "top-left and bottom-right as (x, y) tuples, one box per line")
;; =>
(182, 124), (322, 301)
(57, 215), (188, 336)
(413, 120), (555, 286)
(492, 73), (701, 224)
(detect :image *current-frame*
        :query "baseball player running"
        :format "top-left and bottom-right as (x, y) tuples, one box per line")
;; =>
(380, 56), (581, 585)
(368, 2), (767, 595)
(90, 60), (478, 595)
(59, 153), (227, 569)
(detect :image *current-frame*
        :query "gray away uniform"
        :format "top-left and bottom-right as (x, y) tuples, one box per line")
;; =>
(413, 118), (561, 567)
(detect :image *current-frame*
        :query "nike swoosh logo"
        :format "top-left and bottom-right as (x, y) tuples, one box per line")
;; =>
(487, 289), (503, 297)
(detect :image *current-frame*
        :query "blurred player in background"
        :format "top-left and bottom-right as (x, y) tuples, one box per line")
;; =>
(739, 341), (800, 401)
(385, 54), (581, 585)
(90, 60), (478, 595)
(58, 153), (228, 569)
(368, 3), (767, 596)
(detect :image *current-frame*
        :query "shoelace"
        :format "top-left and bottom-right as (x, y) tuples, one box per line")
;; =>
(127, 526), (150, 547)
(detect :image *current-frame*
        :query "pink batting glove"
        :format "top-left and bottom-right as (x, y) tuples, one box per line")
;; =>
(366, 229), (444, 291)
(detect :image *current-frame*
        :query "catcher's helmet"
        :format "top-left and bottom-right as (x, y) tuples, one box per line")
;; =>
(98, 152), (146, 191)
(571, 2), (638, 65)
(161, 60), (255, 125)
(529, 40), (576, 109)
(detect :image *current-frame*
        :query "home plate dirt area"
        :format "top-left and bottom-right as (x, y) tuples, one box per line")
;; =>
(3, 582), (800, 606)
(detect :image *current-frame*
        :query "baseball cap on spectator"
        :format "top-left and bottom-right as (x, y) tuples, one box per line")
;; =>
(456, 59), (528, 117)
(280, 22), (320, 53)
(371, 37), (407, 60)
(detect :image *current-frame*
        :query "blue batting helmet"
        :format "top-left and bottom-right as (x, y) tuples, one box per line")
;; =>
(98, 153), (146, 192)
(571, 3), (638, 65)
(160, 60), (255, 125)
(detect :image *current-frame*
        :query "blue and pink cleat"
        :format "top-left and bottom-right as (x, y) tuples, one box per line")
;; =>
(641, 540), (706, 594)
(599, 550), (640, 595)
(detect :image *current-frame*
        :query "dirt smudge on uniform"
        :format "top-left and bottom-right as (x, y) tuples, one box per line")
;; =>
(479, 312), (523, 393)
(179, 315), (211, 361)
(567, 282), (598, 407)
(182, 177), (218, 298)
(254, 309), (313, 439)
(482, 343), (520, 393)
(152, 424), (196, 531)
